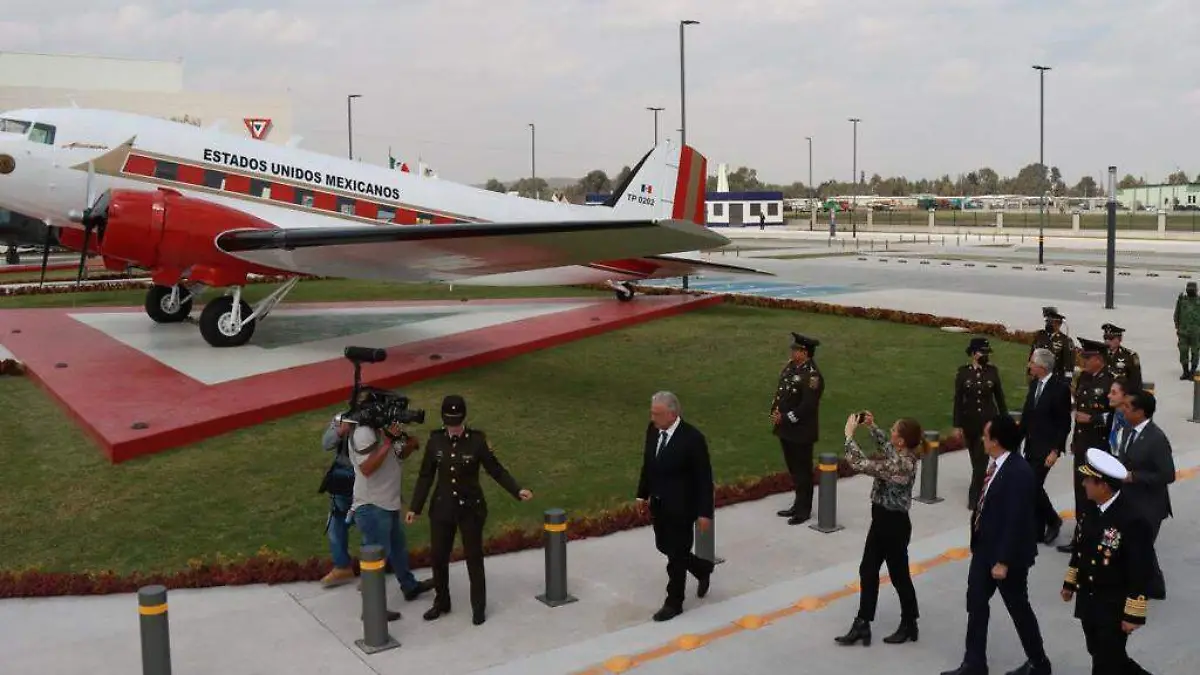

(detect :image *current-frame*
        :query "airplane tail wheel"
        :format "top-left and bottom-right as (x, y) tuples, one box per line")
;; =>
(615, 282), (635, 302)
(199, 296), (256, 347)
(145, 284), (193, 323)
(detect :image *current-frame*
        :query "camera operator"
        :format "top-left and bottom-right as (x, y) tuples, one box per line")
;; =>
(317, 410), (358, 589)
(349, 406), (433, 613)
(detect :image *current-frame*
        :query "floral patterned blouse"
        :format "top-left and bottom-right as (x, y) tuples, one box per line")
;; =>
(843, 424), (918, 513)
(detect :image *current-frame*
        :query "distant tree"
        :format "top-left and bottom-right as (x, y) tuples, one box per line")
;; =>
(976, 167), (1000, 194)
(1118, 174), (1143, 189)
(1071, 176), (1099, 198)
(612, 165), (633, 189)
(577, 169), (612, 195)
(484, 178), (506, 193)
(1166, 170), (1190, 185)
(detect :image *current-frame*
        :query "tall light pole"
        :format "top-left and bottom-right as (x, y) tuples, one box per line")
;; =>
(646, 106), (664, 145)
(806, 136), (814, 231)
(849, 118), (861, 237)
(679, 19), (698, 294)
(528, 123), (537, 200)
(1033, 64), (1051, 265)
(679, 20), (699, 147)
(346, 94), (361, 160)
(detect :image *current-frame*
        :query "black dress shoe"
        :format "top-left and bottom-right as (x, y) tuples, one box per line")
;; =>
(653, 605), (683, 622)
(1042, 523), (1060, 545)
(788, 513), (811, 525)
(423, 604), (450, 621)
(403, 578), (434, 601)
(363, 609), (402, 622)
(472, 609), (486, 626)
(697, 572), (711, 598)
(1055, 543), (1074, 554)
(1004, 659), (1051, 675)
(777, 507), (795, 517)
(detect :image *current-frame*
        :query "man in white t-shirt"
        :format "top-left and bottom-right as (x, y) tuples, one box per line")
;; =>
(350, 421), (433, 613)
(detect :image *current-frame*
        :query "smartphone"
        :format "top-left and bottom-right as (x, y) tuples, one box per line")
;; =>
(856, 412), (867, 424)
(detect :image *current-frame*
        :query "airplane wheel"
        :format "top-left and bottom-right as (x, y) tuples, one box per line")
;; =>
(199, 296), (256, 347)
(615, 282), (635, 302)
(145, 284), (193, 323)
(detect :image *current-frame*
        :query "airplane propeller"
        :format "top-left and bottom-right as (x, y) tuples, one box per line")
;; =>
(73, 188), (112, 287)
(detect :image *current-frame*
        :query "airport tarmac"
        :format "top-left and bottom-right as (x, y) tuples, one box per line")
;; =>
(3, 235), (1198, 675)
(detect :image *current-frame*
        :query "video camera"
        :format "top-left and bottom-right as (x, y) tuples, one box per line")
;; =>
(342, 346), (426, 433)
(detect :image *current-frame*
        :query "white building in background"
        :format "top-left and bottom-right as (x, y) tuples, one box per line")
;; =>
(0, 51), (292, 143)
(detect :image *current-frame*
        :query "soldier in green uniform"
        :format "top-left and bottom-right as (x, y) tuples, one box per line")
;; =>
(407, 394), (533, 626)
(1174, 280), (1200, 379)
(1061, 448), (1156, 675)
(1030, 307), (1075, 380)
(1101, 324), (1142, 392)
(771, 332), (824, 525)
(952, 337), (1008, 509)
(1059, 337), (1115, 554)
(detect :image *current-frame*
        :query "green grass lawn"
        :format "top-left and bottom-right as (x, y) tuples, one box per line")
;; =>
(0, 282), (1032, 576)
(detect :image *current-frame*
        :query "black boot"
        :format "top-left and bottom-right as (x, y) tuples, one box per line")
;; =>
(834, 617), (871, 646)
(882, 618), (918, 644)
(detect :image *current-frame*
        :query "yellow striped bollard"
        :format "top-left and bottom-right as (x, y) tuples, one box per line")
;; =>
(809, 453), (844, 534)
(916, 430), (944, 504)
(138, 585), (171, 675)
(355, 545), (400, 654)
(536, 508), (578, 607)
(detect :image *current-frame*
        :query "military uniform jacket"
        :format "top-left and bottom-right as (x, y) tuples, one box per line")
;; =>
(1071, 369), (1115, 452)
(772, 360), (823, 444)
(1064, 493), (1155, 625)
(952, 363), (1007, 435)
(1103, 346), (1142, 391)
(410, 427), (522, 522)
(1030, 329), (1075, 378)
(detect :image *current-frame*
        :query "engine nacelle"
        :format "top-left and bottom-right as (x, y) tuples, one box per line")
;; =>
(97, 188), (283, 287)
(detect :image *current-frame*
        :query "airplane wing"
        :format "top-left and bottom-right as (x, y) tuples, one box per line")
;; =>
(644, 253), (774, 277)
(215, 218), (730, 283)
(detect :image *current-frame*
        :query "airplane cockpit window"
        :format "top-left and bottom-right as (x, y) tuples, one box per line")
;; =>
(29, 123), (56, 145)
(0, 118), (31, 135)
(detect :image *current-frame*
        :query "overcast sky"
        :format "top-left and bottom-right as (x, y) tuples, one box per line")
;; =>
(4, 1), (1198, 187)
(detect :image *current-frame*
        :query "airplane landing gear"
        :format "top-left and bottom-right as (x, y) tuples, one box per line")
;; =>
(609, 280), (636, 302)
(199, 287), (255, 347)
(145, 284), (194, 323)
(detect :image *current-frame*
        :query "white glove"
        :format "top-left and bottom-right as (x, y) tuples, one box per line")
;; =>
(787, 411), (798, 423)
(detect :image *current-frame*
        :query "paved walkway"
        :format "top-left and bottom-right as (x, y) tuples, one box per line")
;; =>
(3, 265), (1197, 675)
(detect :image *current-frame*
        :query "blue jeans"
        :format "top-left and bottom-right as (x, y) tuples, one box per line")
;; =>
(354, 503), (419, 593)
(327, 494), (353, 569)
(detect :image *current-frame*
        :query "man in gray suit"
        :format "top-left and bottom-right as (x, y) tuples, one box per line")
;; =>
(1113, 389), (1175, 599)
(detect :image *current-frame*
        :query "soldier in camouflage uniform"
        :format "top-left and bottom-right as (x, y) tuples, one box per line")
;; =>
(1101, 324), (1142, 392)
(771, 332), (824, 525)
(1059, 337), (1114, 555)
(1030, 307), (1075, 380)
(1174, 281), (1200, 379)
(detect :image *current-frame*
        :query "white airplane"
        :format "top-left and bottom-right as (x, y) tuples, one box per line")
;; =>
(0, 107), (768, 347)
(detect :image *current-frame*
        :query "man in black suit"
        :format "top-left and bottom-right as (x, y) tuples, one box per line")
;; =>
(1019, 347), (1073, 545)
(942, 414), (1051, 675)
(1114, 390), (1176, 599)
(636, 390), (716, 621)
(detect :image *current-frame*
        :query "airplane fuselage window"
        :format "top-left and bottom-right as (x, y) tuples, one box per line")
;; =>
(0, 118), (31, 135)
(29, 123), (56, 145)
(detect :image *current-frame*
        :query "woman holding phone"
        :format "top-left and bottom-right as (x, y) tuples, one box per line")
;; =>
(834, 411), (925, 647)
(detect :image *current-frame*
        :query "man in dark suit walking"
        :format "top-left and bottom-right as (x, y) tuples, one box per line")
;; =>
(942, 414), (1052, 675)
(1114, 390), (1176, 599)
(636, 390), (716, 621)
(1019, 347), (1073, 546)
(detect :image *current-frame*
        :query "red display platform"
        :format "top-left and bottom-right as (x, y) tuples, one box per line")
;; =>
(0, 294), (719, 463)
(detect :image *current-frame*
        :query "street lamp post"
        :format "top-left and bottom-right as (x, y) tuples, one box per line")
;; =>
(346, 94), (361, 160)
(849, 118), (860, 237)
(806, 136), (814, 231)
(679, 19), (698, 293)
(679, 20), (699, 147)
(646, 106), (664, 145)
(528, 123), (537, 200)
(1033, 65), (1051, 265)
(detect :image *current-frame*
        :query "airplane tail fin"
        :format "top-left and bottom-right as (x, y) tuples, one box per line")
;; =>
(606, 141), (708, 226)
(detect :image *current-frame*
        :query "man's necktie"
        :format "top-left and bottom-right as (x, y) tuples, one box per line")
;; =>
(1118, 429), (1136, 458)
(974, 460), (997, 531)
(656, 430), (668, 457)
(1034, 380), (1044, 404)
